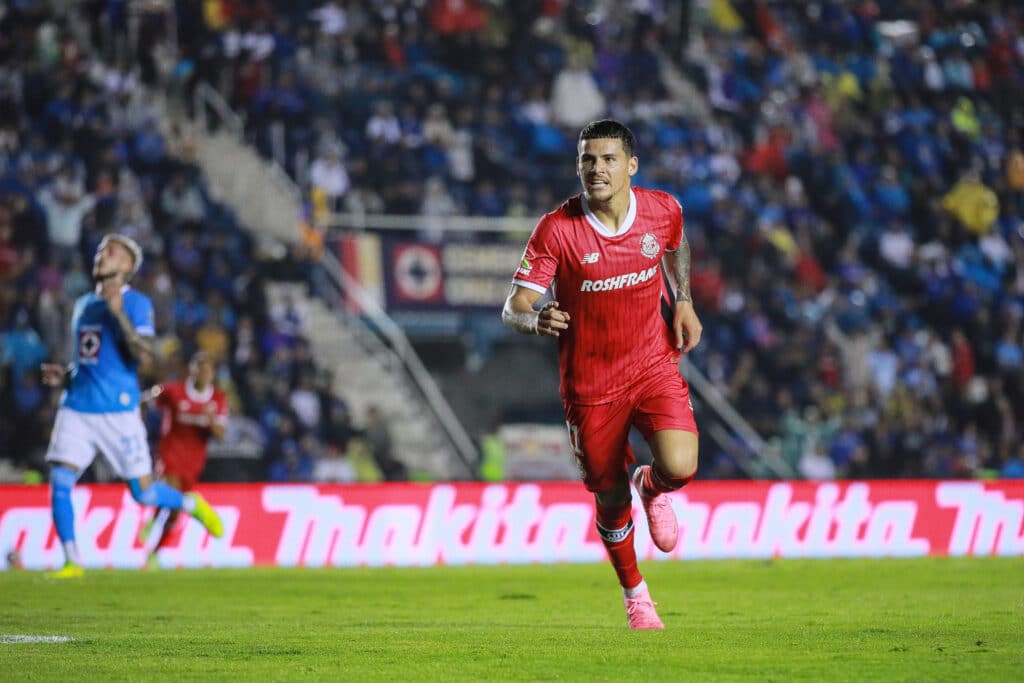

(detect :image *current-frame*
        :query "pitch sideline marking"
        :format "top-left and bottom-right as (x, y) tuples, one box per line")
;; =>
(0, 634), (76, 644)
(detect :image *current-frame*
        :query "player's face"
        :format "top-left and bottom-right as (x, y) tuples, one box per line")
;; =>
(576, 138), (638, 204)
(93, 241), (133, 281)
(192, 359), (215, 387)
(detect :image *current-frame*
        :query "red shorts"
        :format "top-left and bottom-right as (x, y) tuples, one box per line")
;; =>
(563, 362), (697, 492)
(156, 453), (206, 492)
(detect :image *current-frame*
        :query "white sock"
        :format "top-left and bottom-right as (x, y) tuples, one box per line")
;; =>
(62, 540), (80, 565)
(623, 579), (648, 599)
(182, 494), (197, 513)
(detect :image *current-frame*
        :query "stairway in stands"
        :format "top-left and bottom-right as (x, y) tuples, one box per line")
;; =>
(264, 282), (459, 479)
(161, 91), (473, 480)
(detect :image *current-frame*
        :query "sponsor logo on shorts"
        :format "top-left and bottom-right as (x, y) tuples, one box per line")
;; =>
(580, 266), (659, 292)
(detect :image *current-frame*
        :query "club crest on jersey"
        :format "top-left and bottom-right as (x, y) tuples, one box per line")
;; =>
(640, 233), (660, 259)
(78, 327), (102, 364)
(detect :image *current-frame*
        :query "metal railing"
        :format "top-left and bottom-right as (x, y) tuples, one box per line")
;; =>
(317, 255), (478, 476)
(679, 357), (794, 479)
(327, 212), (536, 234)
(193, 81), (244, 138)
(190, 81), (479, 477)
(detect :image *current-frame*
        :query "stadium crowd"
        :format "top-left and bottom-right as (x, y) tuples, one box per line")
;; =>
(169, 0), (1024, 480)
(1, 1), (1022, 482)
(0, 1), (392, 484)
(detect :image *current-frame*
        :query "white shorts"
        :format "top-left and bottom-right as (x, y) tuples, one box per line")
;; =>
(45, 408), (153, 480)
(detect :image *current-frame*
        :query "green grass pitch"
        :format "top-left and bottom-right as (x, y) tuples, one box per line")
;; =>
(1, 558), (1021, 681)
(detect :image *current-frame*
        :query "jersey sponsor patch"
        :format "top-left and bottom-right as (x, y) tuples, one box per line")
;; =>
(579, 265), (659, 292)
(581, 252), (600, 264)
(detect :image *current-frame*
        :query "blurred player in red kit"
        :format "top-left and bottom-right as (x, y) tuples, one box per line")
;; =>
(502, 120), (702, 629)
(139, 352), (228, 566)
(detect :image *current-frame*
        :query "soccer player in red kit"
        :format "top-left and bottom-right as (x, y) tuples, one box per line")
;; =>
(139, 352), (227, 566)
(502, 120), (702, 629)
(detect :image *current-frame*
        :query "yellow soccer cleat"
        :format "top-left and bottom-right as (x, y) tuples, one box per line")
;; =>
(47, 562), (85, 579)
(186, 492), (223, 538)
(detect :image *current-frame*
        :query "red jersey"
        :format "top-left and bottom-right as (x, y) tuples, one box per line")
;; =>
(512, 187), (684, 404)
(155, 381), (228, 471)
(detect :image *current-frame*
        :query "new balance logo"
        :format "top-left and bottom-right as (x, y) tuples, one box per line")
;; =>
(582, 252), (600, 264)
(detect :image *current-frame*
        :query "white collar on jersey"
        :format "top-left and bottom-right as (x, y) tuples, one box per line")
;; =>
(582, 188), (637, 238)
(94, 283), (132, 295)
(185, 379), (214, 403)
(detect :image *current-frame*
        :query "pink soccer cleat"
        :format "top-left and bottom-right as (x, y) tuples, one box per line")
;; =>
(632, 465), (679, 553)
(624, 586), (665, 630)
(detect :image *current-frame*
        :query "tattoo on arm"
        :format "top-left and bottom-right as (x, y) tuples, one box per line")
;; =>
(501, 299), (540, 335)
(674, 234), (692, 303)
(111, 308), (153, 360)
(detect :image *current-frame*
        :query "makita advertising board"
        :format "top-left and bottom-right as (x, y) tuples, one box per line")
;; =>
(1, 481), (1022, 570)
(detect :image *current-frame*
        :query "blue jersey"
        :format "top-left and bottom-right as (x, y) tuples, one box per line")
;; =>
(62, 287), (156, 413)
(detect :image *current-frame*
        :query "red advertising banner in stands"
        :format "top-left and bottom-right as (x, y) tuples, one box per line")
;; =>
(1, 480), (1022, 570)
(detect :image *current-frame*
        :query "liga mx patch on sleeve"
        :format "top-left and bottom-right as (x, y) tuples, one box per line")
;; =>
(517, 254), (533, 277)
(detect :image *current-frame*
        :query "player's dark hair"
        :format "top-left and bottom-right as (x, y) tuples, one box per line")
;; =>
(579, 119), (636, 157)
(191, 351), (213, 366)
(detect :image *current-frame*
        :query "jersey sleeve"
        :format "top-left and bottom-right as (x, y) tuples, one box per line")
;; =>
(665, 196), (684, 252)
(512, 214), (560, 294)
(154, 383), (171, 409)
(127, 293), (156, 337)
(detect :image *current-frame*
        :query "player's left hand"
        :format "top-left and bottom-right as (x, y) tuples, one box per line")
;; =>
(673, 299), (703, 353)
(40, 363), (68, 387)
(99, 273), (125, 312)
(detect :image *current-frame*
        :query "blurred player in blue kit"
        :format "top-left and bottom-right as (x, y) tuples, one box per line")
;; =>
(40, 234), (222, 578)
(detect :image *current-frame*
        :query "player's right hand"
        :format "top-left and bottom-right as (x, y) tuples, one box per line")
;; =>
(41, 363), (68, 387)
(537, 301), (570, 338)
(99, 273), (125, 312)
